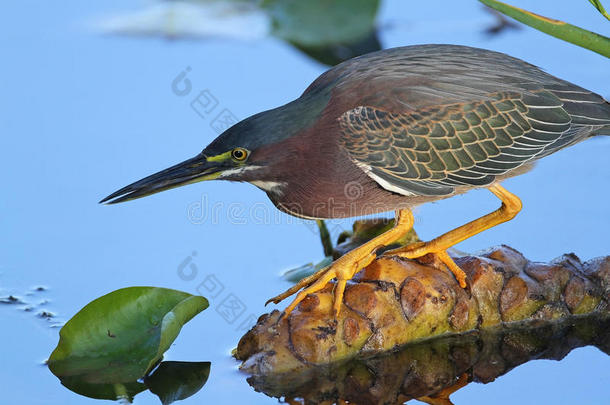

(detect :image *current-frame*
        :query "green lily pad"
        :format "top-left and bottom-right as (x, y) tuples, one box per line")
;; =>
(48, 287), (208, 400)
(145, 361), (211, 405)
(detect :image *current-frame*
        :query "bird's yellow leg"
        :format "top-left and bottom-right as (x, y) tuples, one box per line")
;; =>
(386, 183), (522, 287)
(267, 209), (415, 317)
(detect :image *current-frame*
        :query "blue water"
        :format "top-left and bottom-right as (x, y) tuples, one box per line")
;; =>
(1, 1), (609, 404)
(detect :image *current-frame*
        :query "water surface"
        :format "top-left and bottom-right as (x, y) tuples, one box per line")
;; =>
(1, 1), (609, 404)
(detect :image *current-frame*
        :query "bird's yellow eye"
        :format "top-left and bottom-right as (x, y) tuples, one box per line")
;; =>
(231, 147), (249, 162)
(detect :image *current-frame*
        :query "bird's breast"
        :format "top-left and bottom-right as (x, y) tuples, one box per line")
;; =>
(263, 152), (420, 219)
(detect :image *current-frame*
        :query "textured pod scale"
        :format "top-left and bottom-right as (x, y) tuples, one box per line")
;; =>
(235, 246), (609, 374)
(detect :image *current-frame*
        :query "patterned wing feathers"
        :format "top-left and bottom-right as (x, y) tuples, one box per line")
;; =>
(339, 90), (574, 196)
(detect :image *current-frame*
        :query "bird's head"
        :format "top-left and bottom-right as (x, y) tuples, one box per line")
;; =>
(100, 114), (271, 204)
(100, 93), (328, 205)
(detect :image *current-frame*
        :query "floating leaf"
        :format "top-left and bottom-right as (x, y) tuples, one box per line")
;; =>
(282, 256), (333, 283)
(95, 1), (270, 40)
(262, 0), (380, 47)
(480, 0), (610, 58)
(93, 0), (381, 66)
(145, 361), (211, 405)
(292, 30), (382, 66)
(48, 287), (208, 400)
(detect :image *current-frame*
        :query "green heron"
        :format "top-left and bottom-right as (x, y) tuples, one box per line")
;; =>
(102, 45), (610, 316)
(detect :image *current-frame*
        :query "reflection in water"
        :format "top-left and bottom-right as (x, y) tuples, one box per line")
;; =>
(244, 316), (609, 405)
(53, 360), (210, 404)
(144, 361), (211, 405)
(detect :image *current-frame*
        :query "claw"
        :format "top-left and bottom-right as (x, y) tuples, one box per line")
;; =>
(283, 268), (336, 315)
(266, 265), (332, 306)
(267, 209), (415, 317)
(437, 251), (467, 288)
(332, 279), (347, 318)
(279, 250), (377, 317)
(385, 243), (468, 288)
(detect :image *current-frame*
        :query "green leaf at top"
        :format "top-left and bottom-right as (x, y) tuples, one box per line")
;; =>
(48, 287), (208, 400)
(589, 0), (610, 21)
(480, 0), (610, 58)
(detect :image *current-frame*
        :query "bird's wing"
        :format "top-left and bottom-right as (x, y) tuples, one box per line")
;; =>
(338, 89), (574, 197)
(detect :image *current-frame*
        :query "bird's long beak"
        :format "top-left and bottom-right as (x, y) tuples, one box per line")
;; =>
(100, 153), (227, 204)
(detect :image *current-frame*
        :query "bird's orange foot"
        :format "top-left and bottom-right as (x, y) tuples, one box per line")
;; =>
(266, 248), (378, 318)
(385, 242), (468, 288)
(383, 183), (523, 289)
(267, 209), (414, 318)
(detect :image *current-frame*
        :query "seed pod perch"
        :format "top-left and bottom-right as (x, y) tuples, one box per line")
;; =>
(236, 245), (609, 375)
